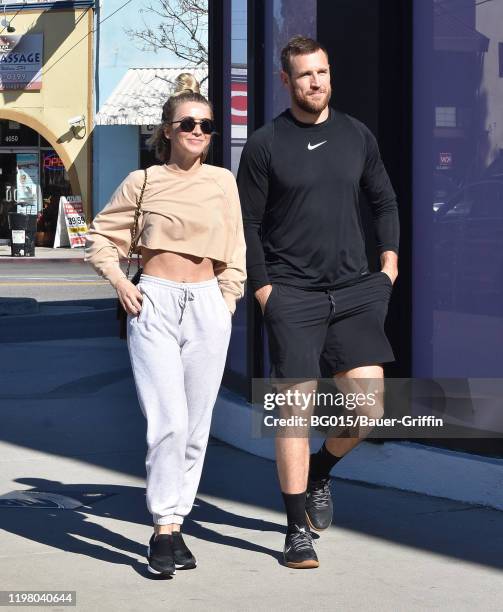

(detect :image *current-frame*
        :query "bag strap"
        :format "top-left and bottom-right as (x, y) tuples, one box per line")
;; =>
(125, 168), (148, 279)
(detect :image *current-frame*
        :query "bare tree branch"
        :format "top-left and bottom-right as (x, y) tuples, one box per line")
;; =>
(124, 0), (208, 68)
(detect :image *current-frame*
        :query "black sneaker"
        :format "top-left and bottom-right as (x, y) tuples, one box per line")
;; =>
(147, 534), (176, 577)
(283, 524), (319, 569)
(172, 532), (197, 570)
(305, 476), (333, 531)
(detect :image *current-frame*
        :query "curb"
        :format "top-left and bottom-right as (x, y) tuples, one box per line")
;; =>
(211, 387), (503, 512)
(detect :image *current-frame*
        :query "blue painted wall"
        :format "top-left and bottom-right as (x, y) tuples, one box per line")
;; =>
(92, 125), (138, 213)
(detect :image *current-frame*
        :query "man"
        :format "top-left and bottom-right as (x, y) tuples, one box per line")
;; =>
(237, 36), (399, 569)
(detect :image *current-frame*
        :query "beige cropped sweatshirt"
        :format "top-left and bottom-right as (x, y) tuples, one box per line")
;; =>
(84, 163), (247, 313)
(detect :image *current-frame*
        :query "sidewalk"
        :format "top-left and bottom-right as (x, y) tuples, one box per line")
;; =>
(1, 337), (503, 610)
(0, 245), (86, 261)
(2, 436), (503, 611)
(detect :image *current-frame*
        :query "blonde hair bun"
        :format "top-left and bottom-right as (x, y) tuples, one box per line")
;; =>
(173, 73), (201, 96)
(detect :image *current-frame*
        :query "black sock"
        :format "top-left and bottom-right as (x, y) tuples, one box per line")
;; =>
(309, 443), (341, 480)
(281, 491), (307, 528)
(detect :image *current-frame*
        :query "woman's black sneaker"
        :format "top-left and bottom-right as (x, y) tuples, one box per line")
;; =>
(147, 534), (176, 577)
(283, 524), (319, 569)
(305, 476), (333, 531)
(172, 532), (197, 570)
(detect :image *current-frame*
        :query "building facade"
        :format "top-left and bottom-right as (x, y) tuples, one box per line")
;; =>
(209, 0), (503, 457)
(0, 0), (94, 241)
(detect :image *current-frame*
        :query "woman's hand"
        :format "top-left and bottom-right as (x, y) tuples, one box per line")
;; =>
(116, 278), (143, 315)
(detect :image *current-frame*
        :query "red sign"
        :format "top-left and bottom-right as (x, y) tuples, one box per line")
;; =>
(43, 153), (64, 170)
(63, 197), (87, 248)
(231, 82), (247, 125)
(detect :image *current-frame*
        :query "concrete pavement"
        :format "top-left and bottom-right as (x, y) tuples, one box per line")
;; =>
(0, 246), (85, 260)
(1, 336), (503, 611)
(1, 258), (503, 609)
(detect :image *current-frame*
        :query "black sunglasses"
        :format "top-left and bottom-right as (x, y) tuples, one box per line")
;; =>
(170, 117), (215, 135)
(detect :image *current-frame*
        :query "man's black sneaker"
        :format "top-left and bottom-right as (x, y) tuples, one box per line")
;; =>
(305, 476), (333, 531)
(172, 532), (197, 570)
(147, 534), (176, 577)
(283, 524), (319, 569)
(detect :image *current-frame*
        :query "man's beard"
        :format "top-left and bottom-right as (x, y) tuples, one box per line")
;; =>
(292, 87), (331, 114)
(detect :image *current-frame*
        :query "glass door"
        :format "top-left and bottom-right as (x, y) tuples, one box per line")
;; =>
(0, 150), (38, 239)
(39, 148), (72, 235)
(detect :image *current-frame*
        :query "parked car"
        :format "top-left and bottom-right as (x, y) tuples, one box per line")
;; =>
(433, 172), (459, 213)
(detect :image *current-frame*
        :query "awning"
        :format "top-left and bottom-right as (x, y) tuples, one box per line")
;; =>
(95, 67), (208, 126)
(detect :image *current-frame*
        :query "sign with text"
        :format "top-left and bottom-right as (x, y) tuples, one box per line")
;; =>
(438, 151), (453, 170)
(54, 196), (88, 248)
(0, 120), (39, 147)
(43, 152), (65, 171)
(0, 34), (43, 91)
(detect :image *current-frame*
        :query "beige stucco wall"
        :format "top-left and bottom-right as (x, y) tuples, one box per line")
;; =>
(0, 8), (94, 218)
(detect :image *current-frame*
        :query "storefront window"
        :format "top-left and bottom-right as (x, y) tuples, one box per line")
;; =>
(0, 120), (71, 240)
(413, 0), (503, 377)
(266, 0), (317, 119)
(219, 0), (317, 389)
(224, 0), (248, 389)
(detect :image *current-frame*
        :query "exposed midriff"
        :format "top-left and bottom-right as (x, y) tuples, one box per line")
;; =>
(141, 246), (215, 282)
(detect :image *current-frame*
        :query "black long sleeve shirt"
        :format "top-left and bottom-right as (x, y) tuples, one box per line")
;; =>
(237, 108), (400, 292)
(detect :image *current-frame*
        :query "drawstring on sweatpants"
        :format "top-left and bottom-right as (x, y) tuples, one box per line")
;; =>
(178, 287), (195, 323)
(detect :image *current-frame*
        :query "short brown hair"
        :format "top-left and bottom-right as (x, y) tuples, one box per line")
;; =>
(148, 73), (214, 163)
(280, 35), (329, 76)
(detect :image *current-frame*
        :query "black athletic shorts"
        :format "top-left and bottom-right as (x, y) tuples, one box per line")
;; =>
(263, 271), (395, 378)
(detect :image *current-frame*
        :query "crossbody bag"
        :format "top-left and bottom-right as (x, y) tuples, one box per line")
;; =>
(117, 168), (148, 339)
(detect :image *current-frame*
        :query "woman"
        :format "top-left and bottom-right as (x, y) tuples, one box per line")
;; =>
(85, 74), (246, 577)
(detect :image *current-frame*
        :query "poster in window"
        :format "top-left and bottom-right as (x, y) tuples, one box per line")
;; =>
(16, 153), (39, 214)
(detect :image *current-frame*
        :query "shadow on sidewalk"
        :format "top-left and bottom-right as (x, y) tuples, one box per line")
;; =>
(1, 437), (503, 574)
(2, 329), (503, 574)
(1, 475), (283, 576)
(200, 440), (503, 572)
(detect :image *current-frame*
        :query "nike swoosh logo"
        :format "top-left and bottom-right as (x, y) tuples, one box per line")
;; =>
(307, 141), (327, 151)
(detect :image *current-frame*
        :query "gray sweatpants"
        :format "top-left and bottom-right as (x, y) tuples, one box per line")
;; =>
(127, 274), (232, 525)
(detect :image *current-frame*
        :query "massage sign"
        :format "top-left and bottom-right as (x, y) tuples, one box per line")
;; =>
(0, 34), (43, 90)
